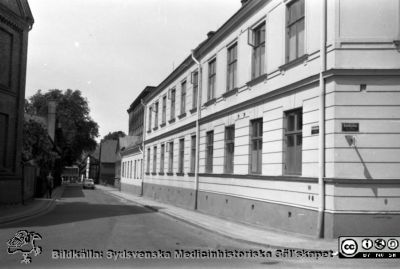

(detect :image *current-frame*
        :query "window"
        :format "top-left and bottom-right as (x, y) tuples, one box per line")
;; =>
(154, 102), (159, 128)
(208, 59), (216, 101)
(146, 148), (151, 173)
(122, 162), (124, 178)
(170, 88), (176, 120)
(250, 23), (265, 79)
(250, 119), (263, 174)
(224, 126), (235, 173)
(160, 144), (165, 172)
(130, 161), (133, 178)
(134, 160), (137, 179)
(178, 138), (184, 173)
(148, 106), (152, 132)
(153, 146), (157, 173)
(206, 131), (214, 173)
(0, 114), (8, 170)
(190, 135), (196, 173)
(180, 81), (186, 115)
(285, 108), (302, 175)
(227, 43), (237, 91)
(287, 0), (305, 62)
(162, 96), (167, 124)
(192, 71), (198, 110)
(168, 141), (174, 173)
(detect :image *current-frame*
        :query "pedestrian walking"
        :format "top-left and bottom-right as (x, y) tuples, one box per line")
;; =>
(46, 172), (54, 198)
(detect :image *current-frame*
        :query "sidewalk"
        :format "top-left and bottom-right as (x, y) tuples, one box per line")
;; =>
(0, 185), (65, 226)
(96, 185), (337, 252)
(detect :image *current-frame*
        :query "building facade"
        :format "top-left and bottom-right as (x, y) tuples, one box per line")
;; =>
(0, 0), (34, 203)
(120, 86), (154, 195)
(142, 0), (400, 238)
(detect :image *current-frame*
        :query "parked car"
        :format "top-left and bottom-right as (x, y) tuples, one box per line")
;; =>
(82, 178), (95, 189)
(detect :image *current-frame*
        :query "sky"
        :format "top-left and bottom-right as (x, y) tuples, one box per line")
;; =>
(25, 0), (241, 141)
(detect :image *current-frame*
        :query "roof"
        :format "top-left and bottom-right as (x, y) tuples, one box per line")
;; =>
(100, 139), (118, 163)
(0, 0), (34, 30)
(117, 136), (140, 152)
(127, 86), (155, 113)
(144, 0), (268, 103)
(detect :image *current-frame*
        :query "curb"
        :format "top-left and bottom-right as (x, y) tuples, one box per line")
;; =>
(100, 187), (337, 252)
(0, 185), (65, 226)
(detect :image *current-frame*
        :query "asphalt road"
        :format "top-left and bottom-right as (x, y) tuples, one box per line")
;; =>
(0, 184), (398, 268)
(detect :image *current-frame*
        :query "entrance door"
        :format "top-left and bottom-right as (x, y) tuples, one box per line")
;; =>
(285, 109), (302, 175)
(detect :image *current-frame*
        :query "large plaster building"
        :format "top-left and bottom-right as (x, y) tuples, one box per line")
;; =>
(137, 0), (399, 238)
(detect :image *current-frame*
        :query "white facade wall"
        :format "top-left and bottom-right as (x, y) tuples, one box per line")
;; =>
(121, 152), (143, 188)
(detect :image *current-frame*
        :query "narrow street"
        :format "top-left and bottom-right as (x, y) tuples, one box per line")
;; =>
(0, 184), (398, 268)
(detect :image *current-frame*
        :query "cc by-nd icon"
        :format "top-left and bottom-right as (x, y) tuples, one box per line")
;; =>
(341, 239), (358, 256)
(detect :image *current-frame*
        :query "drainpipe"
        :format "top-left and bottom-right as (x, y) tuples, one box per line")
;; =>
(191, 50), (202, 210)
(317, 0), (327, 238)
(140, 99), (146, 196)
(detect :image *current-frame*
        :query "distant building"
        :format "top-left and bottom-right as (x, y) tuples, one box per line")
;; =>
(79, 146), (100, 182)
(98, 140), (118, 185)
(120, 86), (153, 195)
(141, 0), (400, 238)
(0, 0), (34, 203)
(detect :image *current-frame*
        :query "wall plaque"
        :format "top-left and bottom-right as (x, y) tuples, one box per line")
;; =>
(311, 125), (319, 135)
(342, 123), (359, 132)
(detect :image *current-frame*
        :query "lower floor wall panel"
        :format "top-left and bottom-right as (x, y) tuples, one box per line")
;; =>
(143, 182), (195, 210)
(121, 182), (142, 196)
(324, 212), (400, 239)
(196, 190), (318, 237)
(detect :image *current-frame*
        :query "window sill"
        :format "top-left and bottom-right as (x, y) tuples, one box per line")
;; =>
(151, 172), (157, 175)
(246, 73), (268, 87)
(222, 87), (238, 98)
(190, 108), (197, 114)
(153, 126), (158, 131)
(177, 112), (186, 119)
(166, 172), (174, 176)
(204, 98), (216, 107)
(187, 172), (195, 177)
(158, 172), (165, 175)
(279, 54), (309, 72)
(176, 172), (184, 176)
(168, 118), (176, 124)
(160, 122), (166, 128)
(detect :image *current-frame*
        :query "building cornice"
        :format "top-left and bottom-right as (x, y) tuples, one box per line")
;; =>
(0, 1), (34, 31)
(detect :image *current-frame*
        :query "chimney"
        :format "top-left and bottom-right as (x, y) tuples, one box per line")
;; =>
(47, 100), (57, 141)
(207, 31), (215, 39)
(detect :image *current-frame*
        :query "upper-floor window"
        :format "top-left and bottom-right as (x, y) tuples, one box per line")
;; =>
(148, 106), (152, 132)
(170, 88), (176, 120)
(287, 0), (305, 62)
(192, 71), (198, 110)
(208, 59), (216, 101)
(250, 22), (265, 79)
(227, 43), (237, 91)
(154, 101), (159, 128)
(162, 96), (167, 124)
(250, 118), (263, 174)
(206, 131), (214, 173)
(180, 80), (186, 115)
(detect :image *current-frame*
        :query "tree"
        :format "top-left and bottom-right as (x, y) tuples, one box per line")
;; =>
(25, 89), (99, 166)
(103, 131), (126, 140)
(22, 119), (59, 170)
